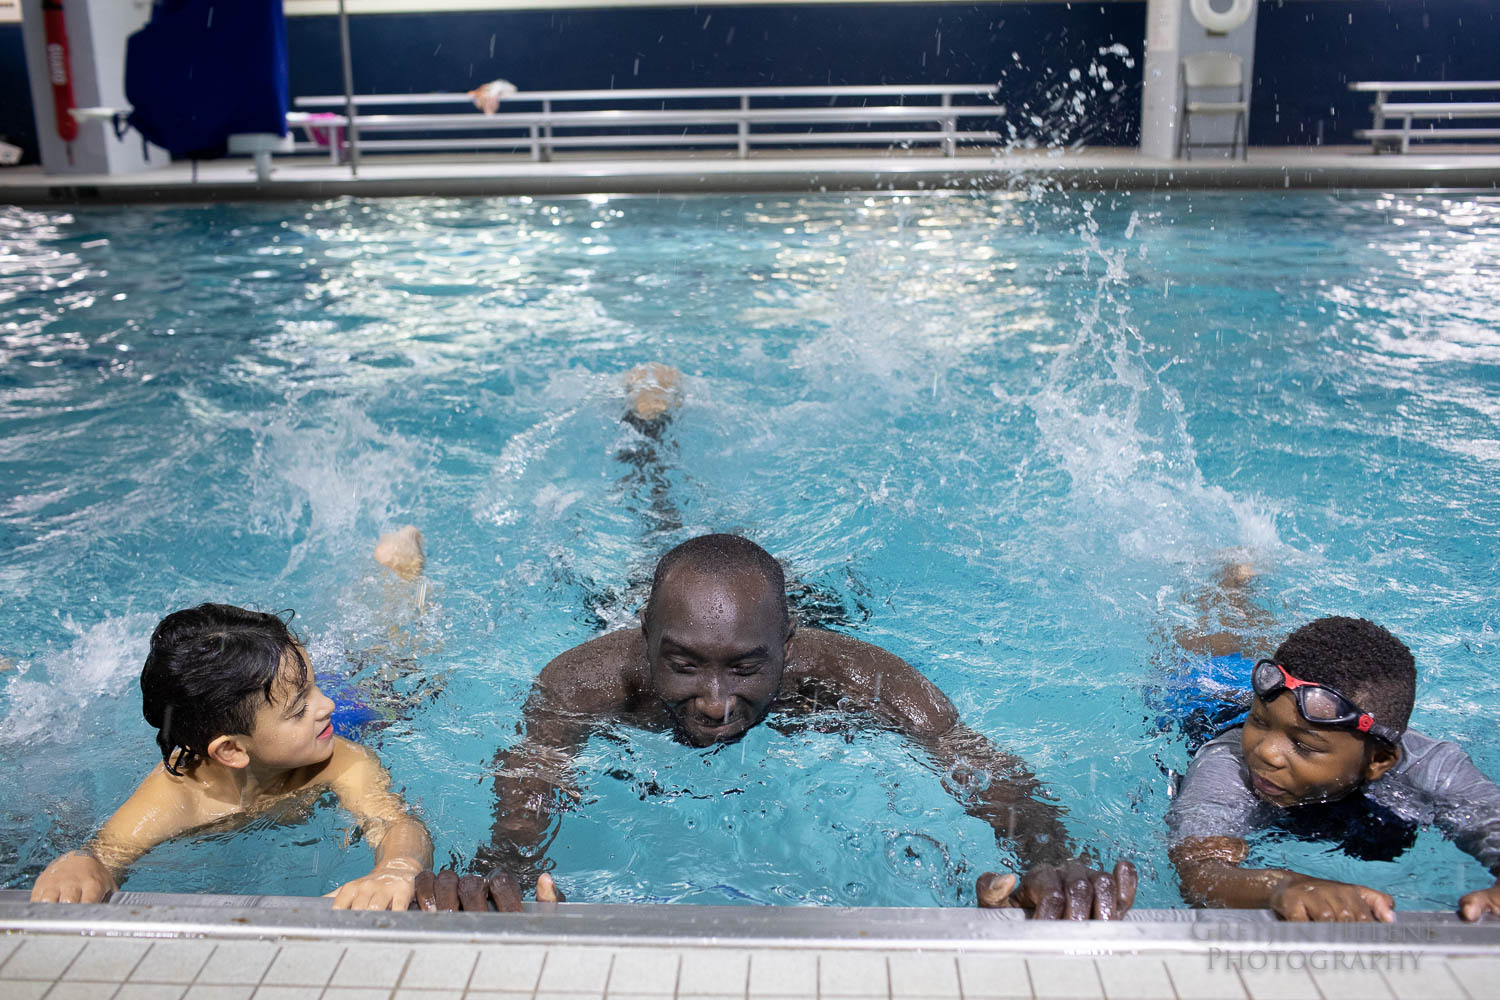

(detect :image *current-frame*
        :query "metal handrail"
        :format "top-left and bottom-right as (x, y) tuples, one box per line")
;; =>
(295, 83), (1001, 106)
(1348, 81), (1500, 154)
(288, 85), (1004, 162)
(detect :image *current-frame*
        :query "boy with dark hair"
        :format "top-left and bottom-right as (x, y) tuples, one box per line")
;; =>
(1168, 609), (1500, 921)
(30, 602), (431, 909)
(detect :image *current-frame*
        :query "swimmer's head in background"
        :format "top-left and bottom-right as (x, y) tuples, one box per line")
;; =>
(140, 604), (309, 775)
(623, 363), (684, 431)
(1268, 616), (1415, 744)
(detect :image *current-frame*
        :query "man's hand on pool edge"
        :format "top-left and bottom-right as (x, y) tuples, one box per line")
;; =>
(412, 869), (564, 912)
(977, 858), (1137, 919)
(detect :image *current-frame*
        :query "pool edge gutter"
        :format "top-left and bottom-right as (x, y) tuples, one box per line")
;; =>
(2, 893), (1495, 955)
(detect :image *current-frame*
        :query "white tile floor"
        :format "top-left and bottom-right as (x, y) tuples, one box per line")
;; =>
(2, 934), (1499, 1000)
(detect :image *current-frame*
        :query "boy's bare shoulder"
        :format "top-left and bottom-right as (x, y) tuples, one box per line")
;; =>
(301, 736), (382, 790)
(536, 629), (645, 713)
(100, 762), (226, 846)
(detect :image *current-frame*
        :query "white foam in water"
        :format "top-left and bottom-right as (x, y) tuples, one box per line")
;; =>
(1016, 202), (1283, 586)
(0, 613), (154, 747)
(241, 398), (426, 578)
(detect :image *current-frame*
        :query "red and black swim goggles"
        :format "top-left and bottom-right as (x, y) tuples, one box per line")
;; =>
(1251, 659), (1400, 746)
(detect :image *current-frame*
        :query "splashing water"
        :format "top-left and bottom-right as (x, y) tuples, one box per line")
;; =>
(1, 192), (1498, 908)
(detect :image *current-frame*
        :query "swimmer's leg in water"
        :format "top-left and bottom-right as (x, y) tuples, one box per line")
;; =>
(332, 526), (443, 739)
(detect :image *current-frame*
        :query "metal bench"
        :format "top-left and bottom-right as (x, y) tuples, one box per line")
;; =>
(1349, 81), (1500, 153)
(290, 84), (1006, 163)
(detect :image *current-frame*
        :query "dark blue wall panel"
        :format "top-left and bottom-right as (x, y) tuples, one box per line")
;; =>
(4, 2), (1498, 162)
(1251, 0), (1500, 146)
(285, 4), (1148, 146)
(0, 25), (37, 165)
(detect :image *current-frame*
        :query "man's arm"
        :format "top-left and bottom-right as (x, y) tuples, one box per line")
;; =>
(473, 630), (635, 882)
(30, 766), (202, 903)
(790, 629), (1071, 862)
(473, 691), (592, 881)
(790, 629), (1135, 916)
(322, 737), (434, 911)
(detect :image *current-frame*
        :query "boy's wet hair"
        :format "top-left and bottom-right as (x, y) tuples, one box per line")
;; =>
(644, 533), (790, 638)
(1272, 616), (1416, 740)
(140, 603), (310, 775)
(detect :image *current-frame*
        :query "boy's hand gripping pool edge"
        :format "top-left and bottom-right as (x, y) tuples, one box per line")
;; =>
(976, 858), (1138, 919)
(29, 850), (118, 904)
(326, 858), (424, 911)
(1268, 874), (1395, 922)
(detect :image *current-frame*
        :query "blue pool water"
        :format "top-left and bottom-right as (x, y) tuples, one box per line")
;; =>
(1, 191), (1498, 910)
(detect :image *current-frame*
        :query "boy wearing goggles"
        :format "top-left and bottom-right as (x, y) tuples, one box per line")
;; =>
(1167, 615), (1500, 922)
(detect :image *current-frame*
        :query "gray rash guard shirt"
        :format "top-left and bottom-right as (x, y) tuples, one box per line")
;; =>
(1166, 727), (1500, 873)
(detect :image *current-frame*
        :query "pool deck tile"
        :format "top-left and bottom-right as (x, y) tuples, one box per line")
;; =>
(536, 945), (615, 994)
(1234, 964), (1320, 1000)
(261, 943), (343, 988)
(393, 991), (465, 1000)
(1027, 955), (1104, 1000)
(954, 953), (1033, 999)
(0, 935), (86, 980)
(469, 944), (546, 992)
(398, 943), (480, 990)
(248, 988), (324, 1000)
(197, 942), (280, 986)
(182, 988), (256, 1000)
(1379, 959), (1467, 1000)
(322, 989), (394, 1000)
(818, 950), (891, 997)
(747, 950), (819, 997)
(42, 983), (119, 1000)
(1095, 956), (1175, 1000)
(887, 952), (961, 999)
(137, 939), (218, 983)
(328, 941), (411, 988)
(607, 947), (680, 994)
(2, 982), (51, 1000)
(676, 947), (750, 996)
(1160, 956), (1247, 1000)
(1446, 957), (1500, 999)
(0, 935), (19, 969)
(115, 984), (186, 1000)
(1307, 964), (1394, 1000)
(60, 937), (151, 981)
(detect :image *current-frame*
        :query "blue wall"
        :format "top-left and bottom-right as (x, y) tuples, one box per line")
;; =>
(1250, 0), (1500, 146)
(4, 2), (1500, 166)
(0, 25), (37, 165)
(285, 3), (1147, 147)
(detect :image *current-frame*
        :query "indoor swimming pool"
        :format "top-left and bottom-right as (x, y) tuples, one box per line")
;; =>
(1, 189), (1497, 912)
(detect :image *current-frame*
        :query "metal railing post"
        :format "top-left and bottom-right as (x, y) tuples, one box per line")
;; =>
(738, 95), (749, 157)
(942, 93), (955, 156)
(337, 0), (359, 175)
(542, 99), (553, 161)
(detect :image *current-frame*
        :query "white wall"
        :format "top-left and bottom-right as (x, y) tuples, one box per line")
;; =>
(20, 0), (166, 175)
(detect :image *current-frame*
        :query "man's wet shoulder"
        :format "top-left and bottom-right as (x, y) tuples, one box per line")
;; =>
(538, 629), (648, 708)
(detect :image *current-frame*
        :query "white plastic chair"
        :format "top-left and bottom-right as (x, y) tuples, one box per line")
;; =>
(1177, 51), (1248, 160)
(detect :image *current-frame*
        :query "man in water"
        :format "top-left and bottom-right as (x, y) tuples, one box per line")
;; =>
(417, 531), (1136, 919)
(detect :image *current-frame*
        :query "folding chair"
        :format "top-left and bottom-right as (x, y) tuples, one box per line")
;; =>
(1177, 51), (1248, 160)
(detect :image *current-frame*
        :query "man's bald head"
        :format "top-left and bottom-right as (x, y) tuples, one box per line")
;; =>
(643, 534), (790, 639)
